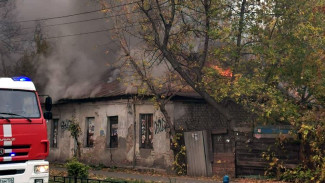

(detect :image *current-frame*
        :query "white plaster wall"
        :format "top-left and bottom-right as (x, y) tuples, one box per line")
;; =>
(47, 104), (75, 162)
(48, 99), (175, 169)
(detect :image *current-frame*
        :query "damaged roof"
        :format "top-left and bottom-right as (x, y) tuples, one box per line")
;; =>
(57, 79), (201, 103)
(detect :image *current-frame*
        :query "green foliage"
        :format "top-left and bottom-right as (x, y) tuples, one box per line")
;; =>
(208, 1), (325, 181)
(171, 132), (187, 175)
(263, 110), (325, 182)
(65, 158), (89, 179)
(205, 0), (325, 125)
(68, 118), (81, 141)
(103, 1), (325, 181)
(68, 114), (82, 159)
(281, 165), (319, 183)
(288, 112), (325, 182)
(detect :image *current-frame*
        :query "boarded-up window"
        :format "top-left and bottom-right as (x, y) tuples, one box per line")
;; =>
(86, 117), (95, 147)
(107, 116), (118, 148)
(51, 119), (59, 148)
(140, 114), (153, 149)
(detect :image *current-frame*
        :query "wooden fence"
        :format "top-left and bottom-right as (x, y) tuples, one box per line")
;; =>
(236, 138), (300, 176)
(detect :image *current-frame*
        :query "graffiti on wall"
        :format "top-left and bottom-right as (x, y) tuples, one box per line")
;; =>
(154, 118), (166, 134)
(61, 119), (72, 130)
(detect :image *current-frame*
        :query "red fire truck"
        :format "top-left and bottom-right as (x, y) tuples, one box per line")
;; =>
(0, 76), (52, 183)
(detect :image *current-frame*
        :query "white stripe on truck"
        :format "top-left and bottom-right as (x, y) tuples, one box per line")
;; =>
(2, 124), (13, 161)
(3, 124), (12, 137)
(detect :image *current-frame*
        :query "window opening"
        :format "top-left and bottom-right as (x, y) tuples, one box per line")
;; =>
(51, 119), (59, 148)
(86, 117), (95, 147)
(107, 116), (118, 148)
(140, 114), (153, 149)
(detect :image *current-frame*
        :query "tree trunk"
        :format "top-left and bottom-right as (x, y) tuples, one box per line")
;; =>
(159, 103), (176, 137)
(160, 48), (231, 121)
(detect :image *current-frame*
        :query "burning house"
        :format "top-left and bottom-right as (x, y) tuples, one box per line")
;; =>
(47, 78), (300, 177)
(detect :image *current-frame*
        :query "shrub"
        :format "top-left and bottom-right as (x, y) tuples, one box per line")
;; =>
(280, 165), (319, 183)
(68, 114), (82, 159)
(171, 132), (187, 175)
(65, 158), (89, 178)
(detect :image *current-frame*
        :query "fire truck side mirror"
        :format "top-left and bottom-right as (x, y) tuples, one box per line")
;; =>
(44, 112), (52, 120)
(45, 97), (52, 111)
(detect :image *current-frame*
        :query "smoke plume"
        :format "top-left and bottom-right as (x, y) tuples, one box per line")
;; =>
(14, 0), (120, 101)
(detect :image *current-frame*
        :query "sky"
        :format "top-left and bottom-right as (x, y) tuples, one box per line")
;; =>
(14, 0), (121, 100)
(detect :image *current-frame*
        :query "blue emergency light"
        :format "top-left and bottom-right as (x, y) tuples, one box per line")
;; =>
(12, 76), (32, 82)
(10, 153), (16, 157)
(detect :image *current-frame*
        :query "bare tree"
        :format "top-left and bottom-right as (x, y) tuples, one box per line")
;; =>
(99, 0), (237, 124)
(0, 0), (21, 76)
(116, 28), (187, 136)
(95, 0), (199, 136)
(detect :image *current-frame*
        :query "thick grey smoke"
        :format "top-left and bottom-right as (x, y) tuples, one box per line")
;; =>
(14, 0), (120, 101)
(37, 47), (109, 101)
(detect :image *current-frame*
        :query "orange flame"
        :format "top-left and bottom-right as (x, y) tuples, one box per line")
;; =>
(214, 65), (233, 77)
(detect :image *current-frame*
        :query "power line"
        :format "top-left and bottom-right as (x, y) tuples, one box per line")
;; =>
(14, 23), (143, 42)
(44, 25), (138, 40)
(14, 17), (161, 42)
(20, 5), (166, 30)
(21, 10), (140, 30)
(16, 1), (140, 23)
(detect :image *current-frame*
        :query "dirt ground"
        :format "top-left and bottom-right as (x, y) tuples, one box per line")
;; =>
(50, 163), (286, 183)
(234, 178), (286, 183)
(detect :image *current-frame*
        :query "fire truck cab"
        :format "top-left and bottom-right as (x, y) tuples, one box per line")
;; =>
(0, 76), (51, 183)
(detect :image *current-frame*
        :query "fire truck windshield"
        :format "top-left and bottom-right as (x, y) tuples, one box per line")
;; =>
(0, 89), (40, 118)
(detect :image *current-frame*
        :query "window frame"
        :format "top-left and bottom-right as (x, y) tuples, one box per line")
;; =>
(85, 117), (95, 148)
(139, 113), (153, 149)
(51, 119), (59, 148)
(106, 116), (118, 148)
